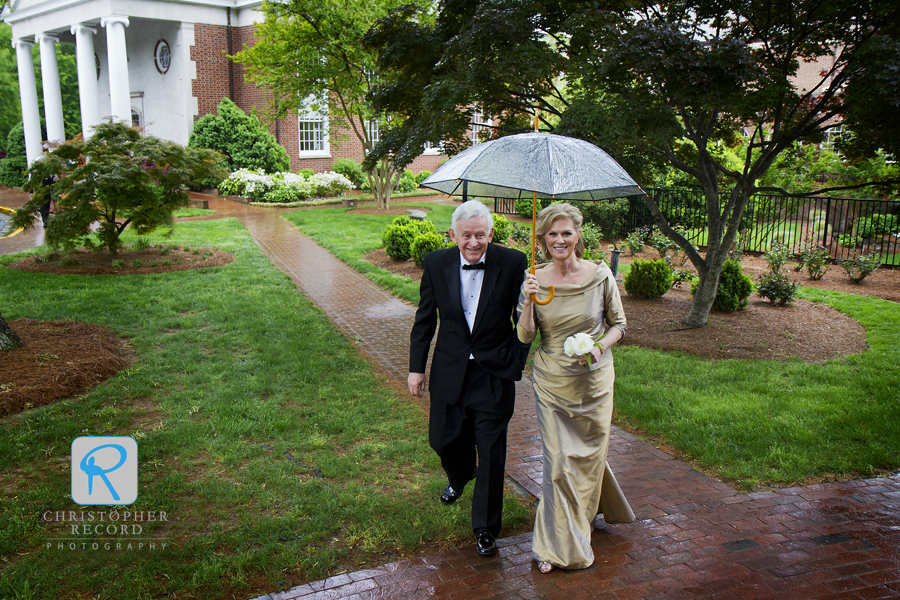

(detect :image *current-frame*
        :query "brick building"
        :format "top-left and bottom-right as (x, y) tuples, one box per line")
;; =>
(2, 0), (450, 175)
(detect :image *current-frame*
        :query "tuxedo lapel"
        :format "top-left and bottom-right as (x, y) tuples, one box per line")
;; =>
(471, 245), (500, 335)
(443, 255), (463, 319)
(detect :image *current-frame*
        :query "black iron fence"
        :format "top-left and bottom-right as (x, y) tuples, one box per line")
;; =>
(495, 188), (900, 266)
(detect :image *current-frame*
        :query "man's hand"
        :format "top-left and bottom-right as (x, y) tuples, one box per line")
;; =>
(408, 372), (426, 397)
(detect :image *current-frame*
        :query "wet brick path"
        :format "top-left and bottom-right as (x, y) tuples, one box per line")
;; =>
(3, 191), (898, 599)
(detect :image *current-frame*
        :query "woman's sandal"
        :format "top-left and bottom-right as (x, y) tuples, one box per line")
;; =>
(538, 560), (554, 574)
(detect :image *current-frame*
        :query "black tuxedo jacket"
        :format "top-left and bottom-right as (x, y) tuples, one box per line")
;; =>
(410, 243), (530, 406)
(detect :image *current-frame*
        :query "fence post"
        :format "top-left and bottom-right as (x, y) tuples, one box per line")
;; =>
(822, 197), (832, 255)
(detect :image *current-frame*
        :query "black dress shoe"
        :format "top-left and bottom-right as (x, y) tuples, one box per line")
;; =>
(475, 531), (497, 556)
(440, 483), (465, 505)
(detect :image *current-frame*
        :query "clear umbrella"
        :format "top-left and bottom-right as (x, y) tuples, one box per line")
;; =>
(421, 131), (641, 304)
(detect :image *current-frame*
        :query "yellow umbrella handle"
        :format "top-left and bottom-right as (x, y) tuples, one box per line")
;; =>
(530, 191), (554, 305)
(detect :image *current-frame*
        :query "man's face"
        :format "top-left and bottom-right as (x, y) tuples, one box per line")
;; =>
(449, 216), (494, 264)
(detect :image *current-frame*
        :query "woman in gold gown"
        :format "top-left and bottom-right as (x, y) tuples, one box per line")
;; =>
(518, 203), (635, 574)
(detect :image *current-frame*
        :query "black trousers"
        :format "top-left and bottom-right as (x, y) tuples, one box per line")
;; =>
(429, 359), (515, 536)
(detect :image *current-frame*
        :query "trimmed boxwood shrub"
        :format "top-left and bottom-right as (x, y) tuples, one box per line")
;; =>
(415, 170), (432, 185)
(382, 216), (439, 260)
(624, 259), (673, 299)
(693, 260), (752, 312)
(411, 231), (448, 267)
(492, 214), (513, 243)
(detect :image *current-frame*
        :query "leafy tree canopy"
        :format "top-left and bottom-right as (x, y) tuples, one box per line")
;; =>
(14, 121), (226, 254)
(366, 0), (900, 326)
(233, 0), (431, 208)
(188, 97), (290, 175)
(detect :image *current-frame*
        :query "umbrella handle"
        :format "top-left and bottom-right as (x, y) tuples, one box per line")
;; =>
(530, 287), (554, 305)
(530, 189), (554, 305)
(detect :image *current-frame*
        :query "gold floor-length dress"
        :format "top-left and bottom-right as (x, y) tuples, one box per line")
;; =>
(517, 261), (636, 570)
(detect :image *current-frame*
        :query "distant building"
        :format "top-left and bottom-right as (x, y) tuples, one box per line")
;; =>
(2, 0), (452, 174)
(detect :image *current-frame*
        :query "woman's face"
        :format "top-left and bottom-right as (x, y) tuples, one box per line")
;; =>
(544, 216), (580, 261)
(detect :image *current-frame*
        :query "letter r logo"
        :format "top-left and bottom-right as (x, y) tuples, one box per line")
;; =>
(72, 437), (138, 505)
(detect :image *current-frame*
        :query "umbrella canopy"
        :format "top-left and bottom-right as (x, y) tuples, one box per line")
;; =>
(420, 132), (642, 201)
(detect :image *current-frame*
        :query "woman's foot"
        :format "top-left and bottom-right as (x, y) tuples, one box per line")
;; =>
(538, 560), (554, 574)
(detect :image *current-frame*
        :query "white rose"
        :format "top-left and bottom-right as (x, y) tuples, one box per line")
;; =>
(572, 332), (594, 356)
(564, 336), (577, 357)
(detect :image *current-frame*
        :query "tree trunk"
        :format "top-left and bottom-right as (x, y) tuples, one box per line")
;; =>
(683, 267), (720, 328)
(367, 158), (401, 209)
(0, 313), (24, 351)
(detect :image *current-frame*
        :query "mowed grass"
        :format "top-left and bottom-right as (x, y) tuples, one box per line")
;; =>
(283, 203), (457, 305)
(289, 204), (900, 489)
(0, 217), (531, 600)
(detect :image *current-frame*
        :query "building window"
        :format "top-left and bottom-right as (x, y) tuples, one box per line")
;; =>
(298, 115), (328, 154)
(471, 108), (492, 145)
(364, 119), (379, 150)
(131, 110), (142, 128)
(154, 40), (171, 74)
(821, 124), (843, 154)
(423, 140), (443, 155)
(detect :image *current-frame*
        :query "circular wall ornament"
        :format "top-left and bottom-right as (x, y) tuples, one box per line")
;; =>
(154, 39), (171, 74)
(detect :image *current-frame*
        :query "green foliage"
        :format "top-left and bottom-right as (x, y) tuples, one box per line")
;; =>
(756, 272), (800, 306)
(13, 121), (226, 254)
(300, 169), (314, 178)
(414, 170), (432, 184)
(763, 241), (791, 274)
(0, 122), (26, 187)
(625, 229), (645, 256)
(382, 216), (439, 260)
(331, 158), (365, 189)
(410, 231), (448, 267)
(648, 226), (678, 258)
(514, 197), (552, 218)
(840, 252), (882, 284)
(796, 236), (830, 280)
(576, 198), (628, 237)
(624, 259), (672, 299)
(188, 98), (289, 185)
(396, 169), (418, 193)
(491, 214), (513, 243)
(697, 260), (752, 312)
(580, 223), (603, 258)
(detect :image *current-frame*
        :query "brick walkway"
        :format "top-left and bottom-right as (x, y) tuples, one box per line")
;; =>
(3, 192), (898, 599)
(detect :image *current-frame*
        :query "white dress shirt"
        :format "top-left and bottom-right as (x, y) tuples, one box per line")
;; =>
(459, 252), (486, 359)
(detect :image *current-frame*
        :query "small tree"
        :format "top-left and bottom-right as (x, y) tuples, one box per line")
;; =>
(13, 121), (225, 254)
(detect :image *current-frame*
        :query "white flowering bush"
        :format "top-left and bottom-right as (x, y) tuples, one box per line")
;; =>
(219, 168), (276, 202)
(309, 172), (353, 197)
(219, 169), (352, 203)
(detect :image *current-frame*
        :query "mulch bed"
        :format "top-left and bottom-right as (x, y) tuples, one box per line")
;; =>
(6, 246), (234, 275)
(0, 319), (132, 417)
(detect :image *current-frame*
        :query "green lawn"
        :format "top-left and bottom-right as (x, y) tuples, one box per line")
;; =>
(289, 205), (900, 489)
(0, 218), (532, 599)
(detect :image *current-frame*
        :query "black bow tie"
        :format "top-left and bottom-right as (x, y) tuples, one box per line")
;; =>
(462, 262), (485, 270)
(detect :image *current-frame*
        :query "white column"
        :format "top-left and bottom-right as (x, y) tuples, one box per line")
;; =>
(36, 34), (66, 145)
(13, 38), (43, 165)
(71, 24), (101, 139)
(101, 15), (131, 124)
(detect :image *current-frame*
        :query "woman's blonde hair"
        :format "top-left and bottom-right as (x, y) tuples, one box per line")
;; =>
(535, 203), (584, 260)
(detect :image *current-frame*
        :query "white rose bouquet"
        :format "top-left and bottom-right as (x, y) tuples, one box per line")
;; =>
(563, 332), (606, 368)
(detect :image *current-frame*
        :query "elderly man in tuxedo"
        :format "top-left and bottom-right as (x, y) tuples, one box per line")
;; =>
(408, 200), (530, 556)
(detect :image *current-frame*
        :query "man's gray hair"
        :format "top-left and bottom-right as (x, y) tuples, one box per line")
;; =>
(451, 200), (494, 232)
